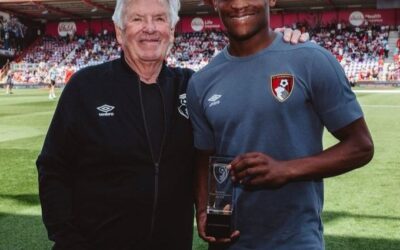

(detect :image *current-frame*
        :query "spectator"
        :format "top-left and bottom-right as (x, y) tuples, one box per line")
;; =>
(5, 70), (14, 94)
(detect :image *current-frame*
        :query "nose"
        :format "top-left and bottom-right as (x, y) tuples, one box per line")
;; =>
(231, 0), (249, 9)
(143, 18), (156, 33)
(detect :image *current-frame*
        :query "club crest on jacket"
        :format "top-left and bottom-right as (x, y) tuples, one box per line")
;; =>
(178, 93), (189, 119)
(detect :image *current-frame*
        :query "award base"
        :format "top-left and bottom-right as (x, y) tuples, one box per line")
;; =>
(206, 213), (232, 238)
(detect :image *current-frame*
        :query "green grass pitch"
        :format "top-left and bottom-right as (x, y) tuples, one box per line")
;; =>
(0, 88), (399, 249)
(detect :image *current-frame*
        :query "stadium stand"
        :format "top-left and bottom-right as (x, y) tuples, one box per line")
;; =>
(167, 30), (228, 71)
(6, 24), (400, 86)
(309, 23), (400, 82)
(0, 15), (26, 53)
(0, 0), (398, 88)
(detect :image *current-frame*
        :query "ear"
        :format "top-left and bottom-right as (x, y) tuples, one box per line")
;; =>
(269, 0), (277, 8)
(114, 23), (123, 46)
(170, 27), (175, 44)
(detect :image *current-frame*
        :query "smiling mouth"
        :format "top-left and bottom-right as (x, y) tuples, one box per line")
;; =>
(140, 39), (160, 44)
(230, 13), (255, 21)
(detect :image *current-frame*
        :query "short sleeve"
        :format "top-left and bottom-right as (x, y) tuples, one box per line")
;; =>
(310, 48), (363, 132)
(186, 77), (215, 150)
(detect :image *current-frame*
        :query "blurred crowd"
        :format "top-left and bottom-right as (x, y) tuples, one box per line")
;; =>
(309, 23), (399, 82)
(4, 24), (400, 85)
(0, 16), (27, 53)
(167, 30), (228, 71)
(8, 33), (120, 84)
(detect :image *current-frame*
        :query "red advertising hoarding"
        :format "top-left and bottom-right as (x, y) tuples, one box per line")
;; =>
(177, 16), (224, 33)
(45, 9), (399, 36)
(46, 19), (115, 37)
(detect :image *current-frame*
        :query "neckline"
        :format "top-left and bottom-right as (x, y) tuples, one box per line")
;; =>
(223, 32), (282, 62)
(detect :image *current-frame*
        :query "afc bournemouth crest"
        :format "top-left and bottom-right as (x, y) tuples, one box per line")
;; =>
(178, 93), (189, 119)
(271, 74), (294, 102)
(213, 163), (229, 184)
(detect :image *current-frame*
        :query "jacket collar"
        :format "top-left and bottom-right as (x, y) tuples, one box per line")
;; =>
(118, 51), (174, 82)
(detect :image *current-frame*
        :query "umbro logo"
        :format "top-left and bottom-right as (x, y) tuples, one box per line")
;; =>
(97, 104), (115, 117)
(208, 94), (222, 107)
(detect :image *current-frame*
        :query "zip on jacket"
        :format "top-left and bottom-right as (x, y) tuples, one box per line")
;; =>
(138, 78), (168, 240)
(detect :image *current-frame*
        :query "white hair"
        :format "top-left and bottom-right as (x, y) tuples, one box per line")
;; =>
(112, 0), (181, 29)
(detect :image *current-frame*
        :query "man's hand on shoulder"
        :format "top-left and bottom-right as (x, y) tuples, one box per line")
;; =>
(275, 27), (310, 44)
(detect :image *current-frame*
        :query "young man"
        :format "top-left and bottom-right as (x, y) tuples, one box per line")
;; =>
(187, 0), (374, 249)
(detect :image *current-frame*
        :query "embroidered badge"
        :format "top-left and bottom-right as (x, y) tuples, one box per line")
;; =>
(271, 74), (294, 102)
(178, 93), (189, 119)
(208, 94), (222, 107)
(97, 104), (115, 117)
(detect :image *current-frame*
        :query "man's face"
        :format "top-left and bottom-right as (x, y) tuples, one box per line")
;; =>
(115, 0), (174, 63)
(215, 0), (274, 41)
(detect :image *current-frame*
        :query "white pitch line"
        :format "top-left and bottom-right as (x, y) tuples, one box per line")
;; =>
(354, 90), (400, 94)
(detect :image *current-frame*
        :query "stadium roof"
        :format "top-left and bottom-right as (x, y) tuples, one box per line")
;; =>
(0, 0), (377, 22)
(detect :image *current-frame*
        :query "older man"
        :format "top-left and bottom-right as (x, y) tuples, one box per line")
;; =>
(37, 0), (194, 249)
(37, 0), (305, 249)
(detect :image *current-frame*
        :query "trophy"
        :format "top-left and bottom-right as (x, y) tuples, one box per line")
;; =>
(206, 156), (234, 238)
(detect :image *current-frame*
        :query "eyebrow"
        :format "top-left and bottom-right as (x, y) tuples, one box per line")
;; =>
(129, 13), (168, 18)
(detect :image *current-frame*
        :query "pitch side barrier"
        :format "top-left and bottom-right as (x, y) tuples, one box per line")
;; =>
(0, 83), (66, 89)
(355, 81), (400, 87)
(1, 81), (400, 89)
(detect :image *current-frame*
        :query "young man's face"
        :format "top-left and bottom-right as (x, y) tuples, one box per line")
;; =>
(214, 0), (275, 41)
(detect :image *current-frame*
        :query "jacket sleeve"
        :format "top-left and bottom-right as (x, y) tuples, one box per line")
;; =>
(36, 78), (89, 249)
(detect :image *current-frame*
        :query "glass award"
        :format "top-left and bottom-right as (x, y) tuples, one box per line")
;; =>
(206, 156), (234, 238)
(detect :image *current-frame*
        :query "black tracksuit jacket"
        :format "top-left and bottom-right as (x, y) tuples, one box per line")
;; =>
(36, 57), (195, 250)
